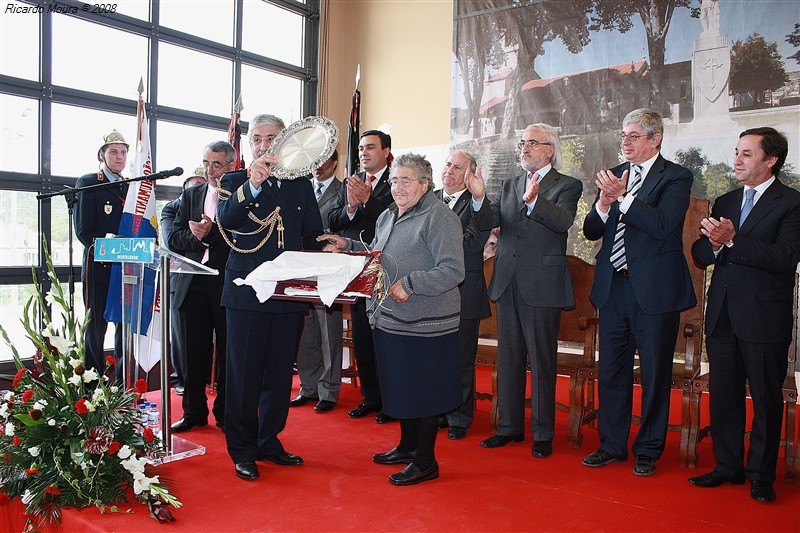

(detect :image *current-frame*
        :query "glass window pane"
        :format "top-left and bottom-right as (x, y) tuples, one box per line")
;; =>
(242, 0), (304, 66)
(158, 43), (232, 117)
(240, 66), (303, 133)
(115, 0), (150, 20)
(156, 121), (227, 188)
(160, 0), (234, 45)
(0, 191), (38, 267)
(0, 94), (39, 174)
(51, 198), (85, 268)
(0, 284), (37, 363)
(0, 6), (39, 80)
(51, 104), (137, 178)
(52, 17), (148, 100)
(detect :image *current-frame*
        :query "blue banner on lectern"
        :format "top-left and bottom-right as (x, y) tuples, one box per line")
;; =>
(94, 237), (156, 263)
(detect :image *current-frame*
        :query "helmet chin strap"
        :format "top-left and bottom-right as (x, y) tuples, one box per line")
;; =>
(100, 160), (124, 179)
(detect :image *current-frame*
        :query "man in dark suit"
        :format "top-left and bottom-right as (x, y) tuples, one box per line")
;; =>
(434, 150), (490, 440)
(582, 108), (695, 476)
(292, 150), (345, 413)
(689, 127), (800, 503)
(168, 141), (236, 434)
(160, 171), (207, 395)
(217, 114), (329, 481)
(328, 130), (394, 423)
(74, 130), (129, 374)
(468, 125), (583, 458)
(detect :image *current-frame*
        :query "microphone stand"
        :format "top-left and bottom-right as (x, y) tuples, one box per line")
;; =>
(37, 171), (178, 308)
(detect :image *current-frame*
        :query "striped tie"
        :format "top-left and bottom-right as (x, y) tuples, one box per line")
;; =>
(315, 181), (324, 202)
(610, 165), (643, 271)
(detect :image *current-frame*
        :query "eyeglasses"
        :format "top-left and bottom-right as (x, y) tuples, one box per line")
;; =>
(389, 177), (420, 187)
(517, 139), (552, 149)
(619, 132), (652, 143)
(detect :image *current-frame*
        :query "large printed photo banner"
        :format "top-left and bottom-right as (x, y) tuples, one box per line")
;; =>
(451, 0), (799, 257)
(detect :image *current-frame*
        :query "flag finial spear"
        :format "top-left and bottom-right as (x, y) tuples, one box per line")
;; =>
(137, 77), (144, 98)
(355, 64), (360, 91)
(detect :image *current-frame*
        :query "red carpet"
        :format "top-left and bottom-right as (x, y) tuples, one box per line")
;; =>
(4, 367), (799, 532)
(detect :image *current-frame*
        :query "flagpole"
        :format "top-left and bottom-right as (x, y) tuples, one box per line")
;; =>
(346, 64), (361, 177)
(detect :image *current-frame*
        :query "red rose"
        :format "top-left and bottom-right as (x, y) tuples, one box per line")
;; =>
(2, 454), (9, 460)
(25, 468), (41, 475)
(12, 436), (20, 446)
(134, 379), (148, 394)
(143, 427), (155, 442)
(105, 355), (117, 366)
(21, 389), (34, 403)
(12, 368), (28, 388)
(107, 441), (121, 455)
(75, 398), (89, 415)
(44, 485), (61, 496)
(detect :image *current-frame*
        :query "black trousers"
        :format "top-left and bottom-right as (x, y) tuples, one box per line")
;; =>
(82, 261), (122, 374)
(351, 298), (382, 406)
(225, 309), (303, 463)
(176, 275), (226, 424)
(707, 301), (789, 483)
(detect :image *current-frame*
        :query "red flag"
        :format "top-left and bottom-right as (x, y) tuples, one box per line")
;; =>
(228, 97), (245, 170)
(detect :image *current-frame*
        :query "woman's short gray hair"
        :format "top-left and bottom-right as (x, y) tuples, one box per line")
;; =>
(391, 153), (433, 189)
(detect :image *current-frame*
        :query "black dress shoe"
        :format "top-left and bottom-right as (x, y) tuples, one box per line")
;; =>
(479, 433), (524, 448)
(448, 426), (467, 440)
(348, 402), (380, 418)
(532, 440), (553, 458)
(257, 451), (304, 466)
(633, 455), (656, 476)
(289, 394), (318, 407)
(582, 448), (626, 467)
(375, 411), (396, 424)
(373, 447), (416, 465)
(389, 462), (439, 486)
(438, 416), (449, 429)
(750, 480), (776, 503)
(174, 385), (184, 396)
(688, 471), (745, 488)
(314, 400), (336, 412)
(235, 461), (259, 480)
(170, 418), (208, 433)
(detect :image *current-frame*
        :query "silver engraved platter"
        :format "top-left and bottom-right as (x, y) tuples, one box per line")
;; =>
(267, 116), (339, 180)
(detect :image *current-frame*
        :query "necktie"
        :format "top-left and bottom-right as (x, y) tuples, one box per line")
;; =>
(443, 195), (454, 205)
(315, 181), (324, 202)
(610, 165), (643, 271)
(740, 188), (756, 226)
(367, 175), (376, 186)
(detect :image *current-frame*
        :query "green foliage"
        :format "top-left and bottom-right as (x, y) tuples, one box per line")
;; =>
(787, 23), (800, 66)
(731, 33), (789, 104)
(0, 240), (180, 530)
(675, 147), (711, 198)
(572, 197), (596, 263)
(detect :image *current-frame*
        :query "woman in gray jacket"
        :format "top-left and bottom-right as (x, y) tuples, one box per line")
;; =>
(320, 153), (465, 485)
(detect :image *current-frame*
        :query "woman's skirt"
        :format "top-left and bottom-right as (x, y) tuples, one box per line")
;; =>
(372, 328), (461, 419)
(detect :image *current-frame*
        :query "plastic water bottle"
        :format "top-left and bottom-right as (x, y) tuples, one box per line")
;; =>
(147, 402), (160, 433)
(138, 403), (149, 433)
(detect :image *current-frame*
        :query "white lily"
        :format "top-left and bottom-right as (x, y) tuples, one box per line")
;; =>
(5, 421), (15, 436)
(28, 446), (40, 457)
(117, 445), (133, 459)
(82, 368), (99, 384)
(67, 374), (82, 387)
(133, 472), (160, 495)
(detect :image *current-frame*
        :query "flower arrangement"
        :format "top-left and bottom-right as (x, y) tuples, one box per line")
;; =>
(0, 244), (180, 530)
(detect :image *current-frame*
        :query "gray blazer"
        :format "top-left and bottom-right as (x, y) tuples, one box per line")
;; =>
(485, 168), (583, 308)
(316, 177), (343, 233)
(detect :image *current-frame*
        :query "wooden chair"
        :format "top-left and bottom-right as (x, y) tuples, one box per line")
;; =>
(688, 268), (799, 482)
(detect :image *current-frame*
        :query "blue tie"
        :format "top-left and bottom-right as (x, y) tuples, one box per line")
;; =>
(740, 188), (756, 226)
(315, 181), (324, 202)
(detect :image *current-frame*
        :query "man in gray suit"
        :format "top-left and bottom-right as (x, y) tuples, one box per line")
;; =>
(469, 123), (582, 458)
(291, 150), (345, 412)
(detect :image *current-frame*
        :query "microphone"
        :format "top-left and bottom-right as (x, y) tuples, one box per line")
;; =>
(146, 167), (184, 180)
